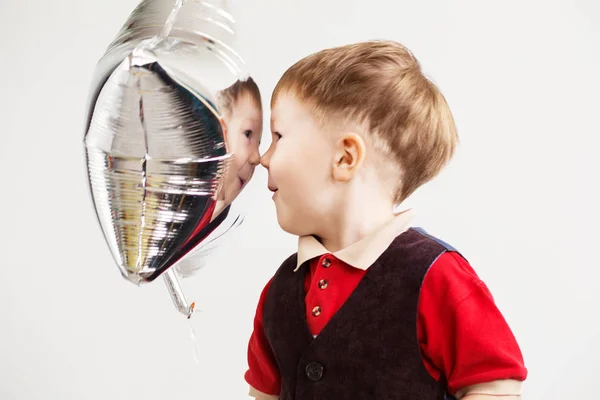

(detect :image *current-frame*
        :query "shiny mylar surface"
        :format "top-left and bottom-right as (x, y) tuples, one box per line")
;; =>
(84, 0), (249, 286)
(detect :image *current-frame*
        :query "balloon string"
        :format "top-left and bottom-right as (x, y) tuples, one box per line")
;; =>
(163, 268), (195, 318)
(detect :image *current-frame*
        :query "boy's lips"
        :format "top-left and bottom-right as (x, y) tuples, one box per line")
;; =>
(268, 185), (278, 199)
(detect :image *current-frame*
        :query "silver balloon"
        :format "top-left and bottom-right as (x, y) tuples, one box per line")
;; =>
(83, 0), (256, 317)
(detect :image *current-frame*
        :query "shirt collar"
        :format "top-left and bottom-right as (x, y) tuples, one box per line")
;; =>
(294, 209), (415, 272)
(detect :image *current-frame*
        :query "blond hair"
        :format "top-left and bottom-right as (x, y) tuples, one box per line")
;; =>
(272, 41), (458, 203)
(217, 77), (262, 117)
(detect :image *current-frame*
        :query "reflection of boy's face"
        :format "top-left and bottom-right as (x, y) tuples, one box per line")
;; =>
(220, 94), (263, 204)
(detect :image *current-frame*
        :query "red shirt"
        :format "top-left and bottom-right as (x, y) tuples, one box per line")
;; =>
(245, 251), (527, 396)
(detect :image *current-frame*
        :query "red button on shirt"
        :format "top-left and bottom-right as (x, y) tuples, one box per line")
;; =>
(245, 251), (527, 396)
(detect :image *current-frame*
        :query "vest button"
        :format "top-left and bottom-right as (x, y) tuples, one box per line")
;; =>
(321, 258), (331, 268)
(305, 361), (324, 382)
(318, 279), (328, 289)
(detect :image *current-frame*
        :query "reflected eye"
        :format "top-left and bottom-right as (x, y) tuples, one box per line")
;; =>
(244, 129), (253, 138)
(273, 132), (282, 140)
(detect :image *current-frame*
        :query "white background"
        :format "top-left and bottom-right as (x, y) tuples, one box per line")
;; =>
(1, 0), (599, 399)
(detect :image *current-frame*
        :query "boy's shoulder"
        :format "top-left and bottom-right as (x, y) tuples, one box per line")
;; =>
(383, 227), (464, 259)
(405, 229), (487, 302)
(410, 227), (458, 250)
(273, 252), (299, 277)
(363, 227), (477, 296)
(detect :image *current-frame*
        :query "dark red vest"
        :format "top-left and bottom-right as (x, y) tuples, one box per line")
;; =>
(263, 228), (456, 400)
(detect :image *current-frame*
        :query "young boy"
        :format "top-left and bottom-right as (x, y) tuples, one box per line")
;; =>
(244, 41), (527, 400)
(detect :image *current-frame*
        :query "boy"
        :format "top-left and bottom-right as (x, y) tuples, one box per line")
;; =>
(245, 41), (526, 399)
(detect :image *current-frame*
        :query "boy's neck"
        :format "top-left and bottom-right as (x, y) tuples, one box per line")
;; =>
(317, 192), (396, 253)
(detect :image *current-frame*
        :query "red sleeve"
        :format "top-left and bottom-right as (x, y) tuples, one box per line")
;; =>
(244, 278), (281, 396)
(417, 252), (528, 394)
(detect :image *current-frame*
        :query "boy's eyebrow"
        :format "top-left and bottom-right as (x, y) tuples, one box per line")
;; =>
(241, 117), (261, 124)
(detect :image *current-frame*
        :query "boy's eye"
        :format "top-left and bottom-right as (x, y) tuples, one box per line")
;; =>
(274, 132), (282, 140)
(244, 129), (253, 138)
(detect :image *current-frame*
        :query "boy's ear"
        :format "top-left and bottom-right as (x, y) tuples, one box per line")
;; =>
(332, 132), (366, 182)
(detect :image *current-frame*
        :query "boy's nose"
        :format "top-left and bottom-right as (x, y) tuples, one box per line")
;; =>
(260, 150), (271, 169)
(248, 148), (260, 167)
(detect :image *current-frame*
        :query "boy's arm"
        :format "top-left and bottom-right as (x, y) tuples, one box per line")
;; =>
(458, 379), (522, 399)
(245, 278), (281, 399)
(418, 252), (527, 399)
(248, 386), (279, 400)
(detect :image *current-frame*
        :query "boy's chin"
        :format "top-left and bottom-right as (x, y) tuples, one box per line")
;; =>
(276, 212), (311, 237)
(279, 224), (302, 236)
